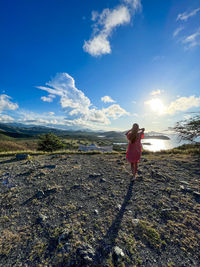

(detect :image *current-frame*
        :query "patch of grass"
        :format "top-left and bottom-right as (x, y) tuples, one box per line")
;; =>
(134, 220), (165, 250)
(0, 229), (21, 256)
(155, 143), (200, 155)
(0, 149), (120, 157)
(29, 241), (47, 262)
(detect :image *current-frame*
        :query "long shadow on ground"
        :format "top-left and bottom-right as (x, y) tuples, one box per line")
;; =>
(0, 158), (17, 165)
(94, 178), (134, 266)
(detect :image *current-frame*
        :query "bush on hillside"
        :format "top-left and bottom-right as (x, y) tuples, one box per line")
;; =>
(172, 113), (200, 142)
(37, 133), (64, 152)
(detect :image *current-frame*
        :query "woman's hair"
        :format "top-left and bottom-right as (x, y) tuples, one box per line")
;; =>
(129, 123), (139, 144)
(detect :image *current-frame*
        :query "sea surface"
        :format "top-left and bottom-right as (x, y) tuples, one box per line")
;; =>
(114, 135), (194, 152)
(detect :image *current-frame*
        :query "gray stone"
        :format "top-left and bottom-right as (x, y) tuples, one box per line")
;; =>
(193, 191), (200, 203)
(16, 154), (29, 160)
(117, 204), (121, 210)
(113, 246), (125, 258)
(100, 178), (106, 183)
(89, 173), (102, 178)
(94, 209), (99, 215)
(132, 219), (139, 225)
(181, 187), (193, 193)
(180, 180), (189, 185)
(43, 165), (56, 169)
(193, 191), (200, 197)
(71, 184), (81, 190)
(76, 243), (95, 263)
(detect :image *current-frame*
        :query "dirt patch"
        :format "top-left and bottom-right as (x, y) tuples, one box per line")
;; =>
(0, 153), (199, 266)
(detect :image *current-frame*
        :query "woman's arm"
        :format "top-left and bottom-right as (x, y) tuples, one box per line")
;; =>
(125, 129), (131, 135)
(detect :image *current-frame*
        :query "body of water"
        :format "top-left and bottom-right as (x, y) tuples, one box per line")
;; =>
(114, 135), (194, 152)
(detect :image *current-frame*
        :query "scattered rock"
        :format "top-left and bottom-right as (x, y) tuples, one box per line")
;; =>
(94, 209), (99, 215)
(181, 187), (193, 193)
(100, 178), (106, 183)
(89, 173), (102, 178)
(117, 204), (121, 210)
(193, 191), (200, 197)
(193, 191), (200, 203)
(43, 165), (56, 169)
(180, 180), (189, 185)
(16, 154), (29, 160)
(76, 243), (95, 263)
(113, 246), (125, 258)
(132, 219), (139, 225)
(116, 159), (123, 165)
(71, 184), (81, 190)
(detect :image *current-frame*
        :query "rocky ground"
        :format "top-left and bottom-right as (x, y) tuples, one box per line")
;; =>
(0, 152), (200, 266)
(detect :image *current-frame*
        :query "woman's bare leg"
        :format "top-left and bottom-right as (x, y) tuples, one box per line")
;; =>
(131, 163), (134, 175)
(134, 162), (138, 177)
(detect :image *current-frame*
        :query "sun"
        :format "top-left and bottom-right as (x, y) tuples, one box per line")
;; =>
(145, 98), (166, 115)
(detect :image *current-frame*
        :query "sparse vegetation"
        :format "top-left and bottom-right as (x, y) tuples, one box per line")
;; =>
(172, 113), (200, 142)
(0, 152), (199, 266)
(37, 133), (64, 152)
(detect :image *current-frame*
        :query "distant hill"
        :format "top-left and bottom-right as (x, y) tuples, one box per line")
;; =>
(0, 123), (170, 141)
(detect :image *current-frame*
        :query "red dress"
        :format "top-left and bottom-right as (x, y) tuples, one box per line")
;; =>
(126, 131), (144, 163)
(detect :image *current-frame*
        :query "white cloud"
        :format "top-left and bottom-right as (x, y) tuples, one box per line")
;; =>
(173, 26), (184, 37)
(83, 1), (141, 56)
(101, 95), (115, 103)
(145, 95), (200, 115)
(123, 0), (142, 11)
(150, 89), (163, 96)
(132, 100), (136, 104)
(166, 96), (200, 115)
(83, 33), (111, 56)
(37, 73), (91, 116)
(177, 8), (200, 21)
(182, 29), (200, 49)
(41, 94), (56, 102)
(37, 73), (129, 126)
(47, 112), (55, 116)
(0, 94), (18, 112)
(0, 114), (14, 122)
(103, 104), (129, 119)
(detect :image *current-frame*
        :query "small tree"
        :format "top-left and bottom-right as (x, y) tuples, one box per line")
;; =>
(173, 113), (200, 142)
(37, 133), (64, 152)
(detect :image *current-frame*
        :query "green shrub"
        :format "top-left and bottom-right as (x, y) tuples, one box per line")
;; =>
(37, 133), (64, 152)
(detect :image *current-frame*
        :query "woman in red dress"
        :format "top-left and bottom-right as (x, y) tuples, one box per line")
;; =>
(125, 123), (145, 180)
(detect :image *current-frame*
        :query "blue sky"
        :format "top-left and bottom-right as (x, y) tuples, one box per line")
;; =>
(0, 0), (200, 132)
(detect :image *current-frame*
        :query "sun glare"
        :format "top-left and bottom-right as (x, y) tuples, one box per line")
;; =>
(146, 98), (166, 115)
